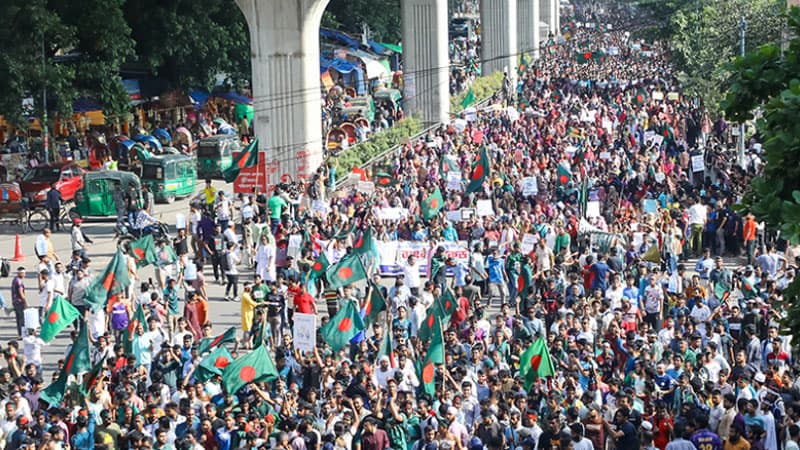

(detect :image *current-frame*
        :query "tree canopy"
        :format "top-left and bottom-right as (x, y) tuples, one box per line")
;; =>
(722, 7), (800, 345)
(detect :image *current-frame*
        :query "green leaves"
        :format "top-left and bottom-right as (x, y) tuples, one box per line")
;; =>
(722, 6), (800, 347)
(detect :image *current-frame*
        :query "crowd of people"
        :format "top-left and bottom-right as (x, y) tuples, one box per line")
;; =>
(1, 2), (798, 450)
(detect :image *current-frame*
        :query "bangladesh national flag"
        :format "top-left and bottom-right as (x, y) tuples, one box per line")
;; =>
(557, 164), (572, 186)
(307, 252), (330, 282)
(123, 304), (148, 354)
(320, 300), (365, 352)
(420, 319), (445, 395)
(551, 89), (564, 102)
(593, 50), (607, 64)
(517, 264), (533, 299)
(460, 88), (476, 109)
(576, 51), (593, 64)
(633, 88), (647, 105)
(84, 249), (130, 312)
(40, 320), (91, 406)
(129, 235), (158, 268)
(80, 357), (106, 396)
(363, 280), (387, 326)
(222, 344), (279, 395)
(222, 138), (259, 183)
(373, 172), (398, 187)
(437, 288), (459, 324)
(40, 295), (80, 343)
(326, 253), (368, 289)
(662, 125), (675, 142)
(440, 154), (459, 173)
(714, 281), (731, 301)
(741, 280), (758, 300)
(156, 245), (178, 268)
(197, 327), (238, 355)
(377, 330), (396, 368)
(195, 346), (234, 382)
(418, 307), (444, 343)
(352, 227), (377, 257)
(421, 187), (444, 220)
(465, 147), (490, 194)
(519, 337), (556, 389)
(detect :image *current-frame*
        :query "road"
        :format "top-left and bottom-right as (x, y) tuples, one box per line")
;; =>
(0, 181), (249, 373)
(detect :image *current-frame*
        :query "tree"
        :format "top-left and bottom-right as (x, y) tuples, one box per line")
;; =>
(0, 0), (76, 127)
(325, 0), (402, 44)
(722, 7), (800, 346)
(123, 0), (251, 92)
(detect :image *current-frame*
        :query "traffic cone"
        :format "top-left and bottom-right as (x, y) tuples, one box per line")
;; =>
(12, 235), (23, 262)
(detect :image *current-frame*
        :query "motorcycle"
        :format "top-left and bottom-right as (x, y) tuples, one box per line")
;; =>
(116, 220), (171, 248)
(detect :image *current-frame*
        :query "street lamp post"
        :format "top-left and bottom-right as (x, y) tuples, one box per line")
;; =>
(41, 34), (49, 164)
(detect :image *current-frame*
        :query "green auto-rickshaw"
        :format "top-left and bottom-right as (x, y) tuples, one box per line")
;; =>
(141, 154), (197, 204)
(70, 170), (142, 219)
(196, 135), (241, 179)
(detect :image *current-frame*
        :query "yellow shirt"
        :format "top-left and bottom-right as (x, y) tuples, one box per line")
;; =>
(202, 187), (216, 205)
(240, 291), (258, 332)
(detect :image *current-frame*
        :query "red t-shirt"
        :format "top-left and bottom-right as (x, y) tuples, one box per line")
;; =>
(294, 291), (315, 314)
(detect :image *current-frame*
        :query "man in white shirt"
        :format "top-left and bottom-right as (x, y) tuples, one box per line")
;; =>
(38, 269), (54, 321)
(22, 329), (44, 370)
(402, 256), (422, 296)
(51, 262), (66, 297)
(372, 356), (396, 389)
(687, 197), (708, 257)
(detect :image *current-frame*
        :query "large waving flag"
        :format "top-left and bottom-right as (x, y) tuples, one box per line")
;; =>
(197, 327), (238, 355)
(465, 147), (490, 194)
(520, 337), (556, 389)
(320, 300), (365, 352)
(420, 320), (444, 395)
(421, 187), (444, 220)
(363, 280), (387, 327)
(40, 321), (91, 406)
(40, 295), (80, 343)
(195, 346), (234, 382)
(326, 253), (368, 289)
(222, 138), (259, 183)
(129, 235), (158, 268)
(84, 249), (130, 312)
(222, 344), (278, 395)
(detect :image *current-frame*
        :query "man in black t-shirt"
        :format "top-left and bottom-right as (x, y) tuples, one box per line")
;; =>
(610, 407), (640, 450)
(265, 283), (285, 341)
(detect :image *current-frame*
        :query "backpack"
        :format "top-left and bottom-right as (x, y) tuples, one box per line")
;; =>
(0, 259), (9, 278)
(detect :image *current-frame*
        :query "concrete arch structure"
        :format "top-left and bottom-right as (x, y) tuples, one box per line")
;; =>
(235, 0), (552, 183)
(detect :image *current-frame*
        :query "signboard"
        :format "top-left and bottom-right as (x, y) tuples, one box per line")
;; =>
(691, 155), (705, 173)
(522, 177), (538, 196)
(476, 200), (494, 217)
(521, 233), (538, 254)
(357, 181), (375, 194)
(447, 171), (462, 191)
(293, 313), (317, 352)
(586, 201), (601, 218)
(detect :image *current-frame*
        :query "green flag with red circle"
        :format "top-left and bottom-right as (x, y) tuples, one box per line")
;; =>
(84, 248), (130, 312)
(129, 235), (158, 268)
(557, 164), (572, 186)
(325, 253), (368, 289)
(420, 319), (444, 395)
(465, 147), (490, 194)
(195, 346), (234, 382)
(221, 344), (278, 395)
(417, 306), (444, 343)
(519, 337), (556, 390)
(421, 187), (445, 220)
(373, 172), (398, 187)
(222, 138), (259, 183)
(308, 252), (330, 282)
(40, 295), (81, 343)
(197, 327), (238, 355)
(363, 280), (387, 327)
(436, 288), (459, 325)
(41, 320), (91, 406)
(320, 300), (365, 352)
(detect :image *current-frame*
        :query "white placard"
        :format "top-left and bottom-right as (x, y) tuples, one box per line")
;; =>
(652, 91), (664, 101)
(476, 200), (494, 217)
(633, 232), (644, 249)
(521, 233), (538, 254)
(446, 210), (462, 223)
(357, 181), (375, 194)
(447, 171), (462, 191)
(646, 135), (664, 148)
(599, 151), (611, 160)
(374, 207), (409, 221)
(311, 200), (328, 215)
(348, 172), (362, 183)
(586, 201), (601, 218)
(175, 213), (186, 230)
(24, 308), (39, 330)
(293, 313), (317, 352)
(287, 234), (302, 259)
(522, 177), (538, 196)
(691, 155), (705, 173)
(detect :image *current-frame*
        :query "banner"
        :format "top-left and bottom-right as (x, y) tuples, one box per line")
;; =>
(376, 240), (471, 276)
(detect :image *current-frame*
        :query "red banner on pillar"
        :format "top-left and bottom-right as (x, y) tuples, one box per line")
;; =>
(232, 152), (281, 195)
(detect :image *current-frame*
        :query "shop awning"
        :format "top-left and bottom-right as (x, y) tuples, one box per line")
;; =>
(378, 42), (402, 54)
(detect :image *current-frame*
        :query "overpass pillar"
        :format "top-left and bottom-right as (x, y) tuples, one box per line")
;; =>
(480, 0), (517, 78)
(235, 0), (329, 185)
(402, 0), (450, 124)
(517, 0), (540, 60)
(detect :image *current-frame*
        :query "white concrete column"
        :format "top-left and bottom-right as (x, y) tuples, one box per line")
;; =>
(539, 0), (552, 38)
(480, 0), (517, 77)
(552, 0), (560, 35)
(402, 0), (450, 124)
(517, 0), (540, 60)
(235, 0), (328, 185)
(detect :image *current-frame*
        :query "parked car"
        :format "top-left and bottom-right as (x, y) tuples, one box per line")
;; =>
(19, 162), (85, 204)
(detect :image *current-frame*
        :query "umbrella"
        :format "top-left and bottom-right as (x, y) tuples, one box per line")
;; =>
(132, 134), (163, 152)
(152, 128), (172, 144)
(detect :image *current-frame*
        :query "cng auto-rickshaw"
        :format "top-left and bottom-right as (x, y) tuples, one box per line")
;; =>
(196, 135), (241, 179)
(70, 171), (142, 219)
(141, 154), (197, 203)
